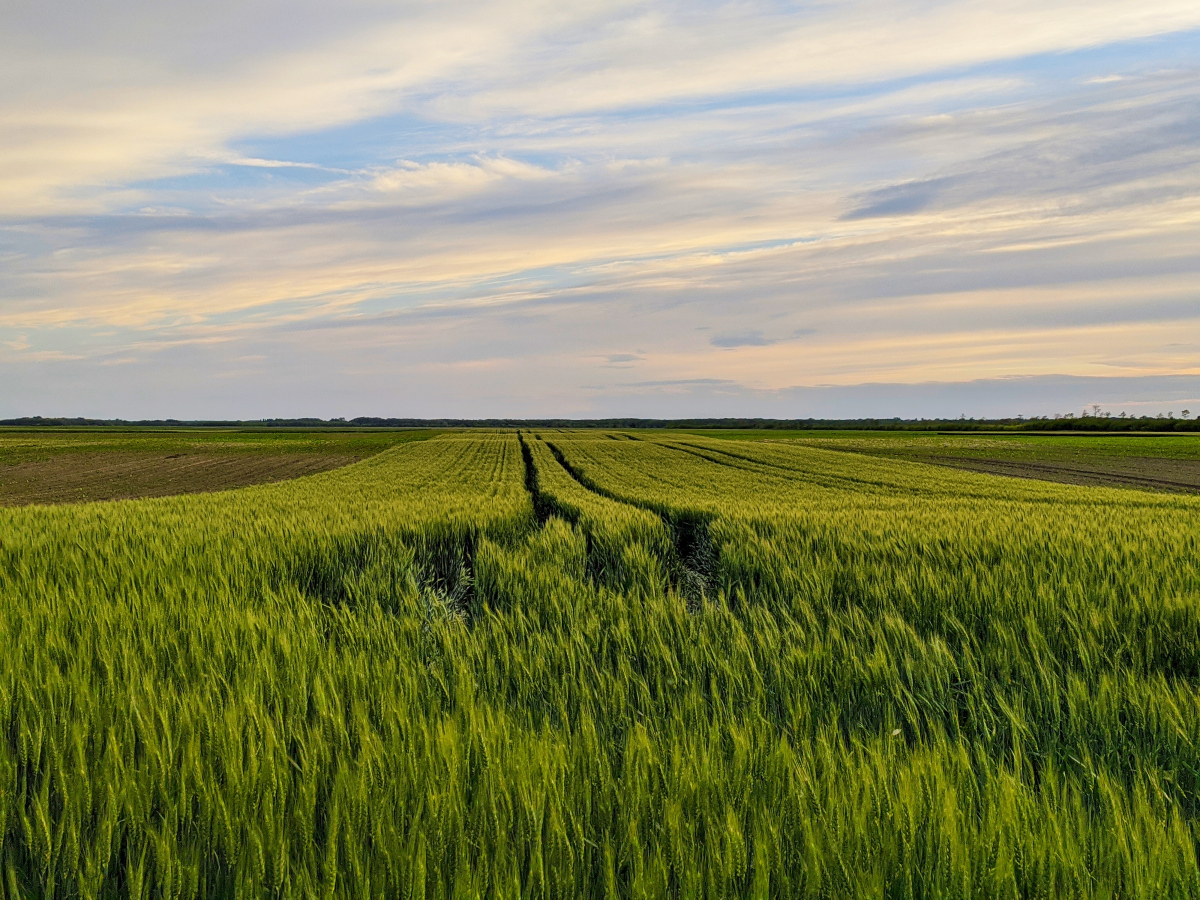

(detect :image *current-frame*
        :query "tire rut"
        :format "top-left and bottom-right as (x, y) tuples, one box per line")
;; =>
(538, 437), (718, 609)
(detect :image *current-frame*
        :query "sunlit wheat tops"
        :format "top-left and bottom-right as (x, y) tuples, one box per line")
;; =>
(3, 431), (1200, 897)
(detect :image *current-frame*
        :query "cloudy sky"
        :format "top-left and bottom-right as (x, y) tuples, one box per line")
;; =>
(2, 1), (1198, 419)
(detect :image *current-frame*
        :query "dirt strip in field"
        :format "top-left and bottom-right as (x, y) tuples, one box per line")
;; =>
(0, 452), (359, 506)
(930, 456), (1200, 493)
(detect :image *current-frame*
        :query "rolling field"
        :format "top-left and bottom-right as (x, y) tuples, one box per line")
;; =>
(3, 431), (1200, 896)
(0, 430), (433, 506)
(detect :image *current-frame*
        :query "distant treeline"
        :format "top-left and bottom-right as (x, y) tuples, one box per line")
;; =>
(4, 415), (1199, 432)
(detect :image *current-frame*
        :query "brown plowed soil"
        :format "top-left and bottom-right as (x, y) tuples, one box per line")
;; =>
(0, 453), (358, 507)
(931, 456), (1200, 494)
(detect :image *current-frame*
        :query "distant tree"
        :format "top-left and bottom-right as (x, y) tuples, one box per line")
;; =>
(1183, 409), (1191, 419)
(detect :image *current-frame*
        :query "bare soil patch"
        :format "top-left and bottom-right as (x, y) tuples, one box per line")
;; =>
(931, 456), (1200, 494)
(0, 452), (359, 506)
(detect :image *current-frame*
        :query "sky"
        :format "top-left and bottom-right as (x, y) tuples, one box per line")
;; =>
(2, 0), (1198, 420)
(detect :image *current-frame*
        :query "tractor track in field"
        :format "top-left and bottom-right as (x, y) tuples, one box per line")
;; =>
(518, 433), (556, 527)
(526, 434), (717, 608)
(655, 437), (815, 476)
(651, 441), (750, 469)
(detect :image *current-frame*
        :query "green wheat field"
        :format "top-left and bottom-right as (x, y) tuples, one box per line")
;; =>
(4, 430), (1200, 898)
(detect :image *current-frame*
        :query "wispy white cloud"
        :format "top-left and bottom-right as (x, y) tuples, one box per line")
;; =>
(365, 156), (560, 197)
(225, 157), (346, 171)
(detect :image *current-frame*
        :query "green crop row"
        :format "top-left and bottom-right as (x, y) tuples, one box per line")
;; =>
(2, 431), (1199, 897)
